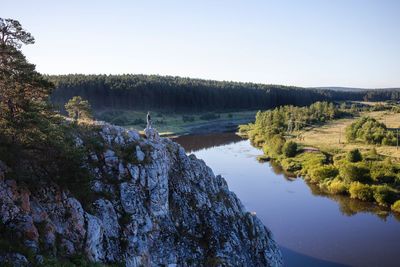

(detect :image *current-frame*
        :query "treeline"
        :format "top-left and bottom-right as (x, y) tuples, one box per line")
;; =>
(363, 89), (400, 102)
(240, 101), (344, 146)
(48, 74), (372, 112)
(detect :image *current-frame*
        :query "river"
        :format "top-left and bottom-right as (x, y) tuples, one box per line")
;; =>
(173, 132), (400, 267)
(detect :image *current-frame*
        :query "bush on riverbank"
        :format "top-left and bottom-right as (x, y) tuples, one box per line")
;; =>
(339, 163), (371, 183)
(392, 200), (400, 213)
(282, 141), (298, 157)
(372, 185), (397, 206)
(309, 165), (339, 182)
(325, 178), (349, 194)
(349, 182), (374, 202)
(241, 101), (400, 210)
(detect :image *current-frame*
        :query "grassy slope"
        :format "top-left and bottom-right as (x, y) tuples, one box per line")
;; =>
(96, 110), (257, 136)
(297, 110), (400, 159)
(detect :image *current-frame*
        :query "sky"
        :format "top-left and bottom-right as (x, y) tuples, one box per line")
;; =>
(2, 0), (400, 88)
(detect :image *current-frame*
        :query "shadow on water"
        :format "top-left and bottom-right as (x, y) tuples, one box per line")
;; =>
(306, 180), (400, 222)
(281, 247), (351, 267)
(176, 132), (400, 222)
(174, 132), (400, 267)
(172, 132), (243, 153)
(264, 150), (399, 221)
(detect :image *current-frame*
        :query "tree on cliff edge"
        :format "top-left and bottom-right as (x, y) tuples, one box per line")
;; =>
(0, 18), (53, 125)
(65, 96), (93, 121)
(0, 18), (88, 188)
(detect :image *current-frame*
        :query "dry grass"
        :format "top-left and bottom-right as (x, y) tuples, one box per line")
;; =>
(294, 111), (400, 159)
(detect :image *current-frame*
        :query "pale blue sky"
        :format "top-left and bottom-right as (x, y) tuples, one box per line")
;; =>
(2, 0), (400, 88)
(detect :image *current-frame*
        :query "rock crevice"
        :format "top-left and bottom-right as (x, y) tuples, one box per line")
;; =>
(0, 123), (282, 266)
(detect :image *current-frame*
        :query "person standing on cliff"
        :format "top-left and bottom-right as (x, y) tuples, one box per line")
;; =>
(147, 111), (152, 128)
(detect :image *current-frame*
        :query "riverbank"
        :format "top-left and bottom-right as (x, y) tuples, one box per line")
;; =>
(96, 109), (256, 137)
(240, 105), (400, 214)
(175, 132), (400, 267)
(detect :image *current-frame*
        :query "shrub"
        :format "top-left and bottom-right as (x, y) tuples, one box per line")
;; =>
(345, 116), (394, 145)
(349, 182), (374, 202)
(282, 141), (298, 158)
(309, 165), (339, 182)
(372, 185), (398, 206)
(238, 123), (253, 134)
(370, 161), (397, 183)
(339, 163), (370, 183)
(265, 135), (286, 156)
(326, 178), (349, 194)
(391, 200), (400, 213)
(296, 152), (327, 175)
(346, 149), (362, 162)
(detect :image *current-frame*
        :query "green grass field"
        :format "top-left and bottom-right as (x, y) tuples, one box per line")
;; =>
(296, 110), (400, 159)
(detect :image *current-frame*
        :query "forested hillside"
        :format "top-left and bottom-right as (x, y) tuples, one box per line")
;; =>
(48, 74), (381, 112)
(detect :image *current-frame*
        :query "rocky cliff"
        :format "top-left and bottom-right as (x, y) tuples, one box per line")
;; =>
(0, 123), (282, 266)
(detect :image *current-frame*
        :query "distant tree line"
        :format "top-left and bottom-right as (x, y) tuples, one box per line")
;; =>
(363, 89), (400, 102)
(47, 74), (393, 112)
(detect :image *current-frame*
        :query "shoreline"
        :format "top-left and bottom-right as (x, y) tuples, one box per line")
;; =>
(158, 117), (254, 138)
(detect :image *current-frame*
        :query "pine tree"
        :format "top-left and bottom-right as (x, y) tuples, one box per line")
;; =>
(65, 96), (93, 121)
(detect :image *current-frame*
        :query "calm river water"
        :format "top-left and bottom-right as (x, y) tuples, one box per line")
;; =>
(173, 132), (400, 267)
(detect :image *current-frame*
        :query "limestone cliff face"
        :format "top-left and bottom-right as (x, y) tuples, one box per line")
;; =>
(0, 123), (282, 266)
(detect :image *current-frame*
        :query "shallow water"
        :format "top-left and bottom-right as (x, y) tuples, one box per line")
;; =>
(173, 133), (400, 267)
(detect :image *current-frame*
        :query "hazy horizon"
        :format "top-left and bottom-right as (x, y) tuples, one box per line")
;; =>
(3, 0), (400, 88)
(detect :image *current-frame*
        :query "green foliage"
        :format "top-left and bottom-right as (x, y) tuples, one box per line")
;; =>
(252, 102), (343, 139)
(391, 200), (400, 213)
(345, 116), (397, 145)
(346, 149), (362, 162)
(309, 165), (339, 182)
(371, 185), (398, 206)
(326, 178), (349, 194)
(263, 135), (286, 157)
(0, 18), (94, 207)
(47, 73), (398, 113)
(297, 152), (327, 174)
(65, 96), (93, 121)
(282, 141), (298, 157)
(349, 182), (374, 202)
(339, 163), (371, 183)
(370, 159), (398, 183)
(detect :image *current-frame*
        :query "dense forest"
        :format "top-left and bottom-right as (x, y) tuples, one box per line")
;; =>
(48, 74), (400, 112)
(48, 74), (372, 112)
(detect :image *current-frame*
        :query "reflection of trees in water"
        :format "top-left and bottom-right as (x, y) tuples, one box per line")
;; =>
(269, 160), (297, 181)
(173, 132), (243, 153)
(306, 182), (399, 222)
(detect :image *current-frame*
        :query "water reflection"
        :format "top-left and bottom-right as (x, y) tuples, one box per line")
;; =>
(174, 132), (400, 267)
(172, 132), (243, 153)
(306, 182), (397, 221)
